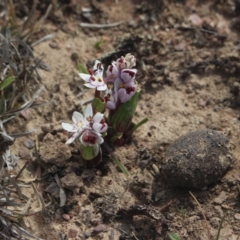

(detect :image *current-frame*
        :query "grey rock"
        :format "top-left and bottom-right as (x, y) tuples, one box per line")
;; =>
(161, 129), (232, 188)
(23, 138), (35, 149)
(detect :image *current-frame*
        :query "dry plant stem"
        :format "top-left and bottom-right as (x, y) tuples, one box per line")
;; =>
(132, 231), (139, 240)
(36, 4), (53, 28)
(80, 21), (123, 28)
(31, 182), (45, 210)
(31, 33), (56, 47)
(15, 161), (29, 180)
(174, 26), (226, 38)
(189, 191), (211, 240)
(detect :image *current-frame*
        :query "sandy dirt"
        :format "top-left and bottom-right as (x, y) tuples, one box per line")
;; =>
(5, 0), (240, 239)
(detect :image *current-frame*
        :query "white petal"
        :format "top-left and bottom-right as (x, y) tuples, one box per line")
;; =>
(84, 83), (96, 89)
(79, 73), (90, 82)
(62, 122), (77, 132)
(96, 135), (104, 144)
(93, 112), (104, 123)
(84, 105), (93, 118)
(93, 123), (102, 132)
(66, 132), (80, 144)
(72, 111), (84, 124)
(97, 84), (107, 91)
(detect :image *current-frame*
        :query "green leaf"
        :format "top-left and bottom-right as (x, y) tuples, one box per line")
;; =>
(110, 132), (123, 144)
(94, 39), (104, 50)
(167, 233), (180, 240)
(129, 118), (148, 135)
(109, 90), (140, 133)
(0, 76), (15, 90)
(215, 216), (224, 240)
(77, 63), (88, 74)
(112, 156), (129, 176)
(92, 97), (105, 113)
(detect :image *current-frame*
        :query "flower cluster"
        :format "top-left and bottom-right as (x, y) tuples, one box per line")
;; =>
(105, 54), (137, 109)
(62, 105), (107, 146)
(62, 54), (145, 163)
(79, 54), (138, 109)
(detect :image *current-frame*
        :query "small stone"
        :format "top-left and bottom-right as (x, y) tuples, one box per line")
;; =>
(152, 164), (159, 175)
(92, 224), (108, 234)
(20, 109), (31, 120)
(49, 40), (59, 49)
(71, 52), (79, 62)
(68, 228), (78, 238)
(214, 191), (228, 205)
(161, 129), (232, 188)
(23, 138), (35, 149)
(18, 146), (32, 160)
(234, 213), (240, 220)
(61, 172), (83, 193)
(62, 214), (70, 221)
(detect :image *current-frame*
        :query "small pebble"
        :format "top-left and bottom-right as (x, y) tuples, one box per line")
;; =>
(18, 147), (32, 160)
(234, 213), (240, 220)
(152, 164), (159, 175)
(68, 228), (78, 238)
(92, 224), (108, 233)
(24, 138), (35, 149)
(62, 214), (70, 221)
(49, 40), (59, 49)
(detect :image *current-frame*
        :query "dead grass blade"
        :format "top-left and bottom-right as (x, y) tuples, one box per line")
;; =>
(189, 191), (211, 240)
(55, 173), (66, 207)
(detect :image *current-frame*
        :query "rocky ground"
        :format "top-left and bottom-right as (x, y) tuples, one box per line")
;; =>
(3, 0), (240, 239)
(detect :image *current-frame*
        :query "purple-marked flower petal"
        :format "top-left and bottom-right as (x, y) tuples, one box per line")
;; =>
(116, 54), (136, 69)
(106, 62), (119, 80)
(100, 123), (108, 132)
(93, 60), (104, 73)
(80, 129), (102, 146)
(80, 60), (107, 91)
(114, 78), (123, 91)
(121, 69), (137, 85)
(118, 86), (136, 103)
(106, 101), (116, 110)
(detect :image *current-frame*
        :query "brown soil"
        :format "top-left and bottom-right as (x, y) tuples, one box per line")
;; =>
(6, 0), (240, 239)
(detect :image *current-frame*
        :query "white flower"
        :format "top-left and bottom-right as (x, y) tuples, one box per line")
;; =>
(62, 105), (108, 145)
(79, 60), (107, 91)
(62, 105), (92, 144)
